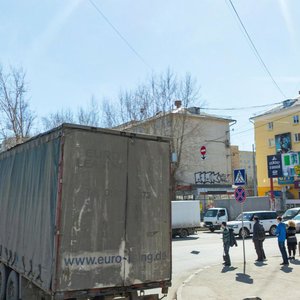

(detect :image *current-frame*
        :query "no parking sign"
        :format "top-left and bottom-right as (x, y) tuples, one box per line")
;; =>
(234, 186), (246, 204)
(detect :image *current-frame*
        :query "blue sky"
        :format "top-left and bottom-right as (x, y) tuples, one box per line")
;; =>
(1, 0), (300, 150)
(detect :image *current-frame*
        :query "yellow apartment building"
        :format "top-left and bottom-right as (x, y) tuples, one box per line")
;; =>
(251, 97), (300, 199)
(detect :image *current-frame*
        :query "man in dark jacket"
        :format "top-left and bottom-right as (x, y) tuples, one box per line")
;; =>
(252, 216), (264, 262)
(222, 221), (231, 266)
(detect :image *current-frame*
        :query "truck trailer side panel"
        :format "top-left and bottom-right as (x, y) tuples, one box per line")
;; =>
(172, 201), (201, 228)
(0, 132), (61, 292)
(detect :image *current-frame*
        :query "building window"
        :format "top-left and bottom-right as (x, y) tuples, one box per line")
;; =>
(268, 138), (275, 147)
(267, 122), (273, 130)
(294, 133), (300, 142)
(293, 115), (299, 124)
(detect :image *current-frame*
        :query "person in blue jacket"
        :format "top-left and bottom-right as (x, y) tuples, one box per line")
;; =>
(275, 216), (289, 266)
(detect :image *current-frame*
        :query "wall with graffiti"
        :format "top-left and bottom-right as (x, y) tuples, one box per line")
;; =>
(194, 171), (229, 184)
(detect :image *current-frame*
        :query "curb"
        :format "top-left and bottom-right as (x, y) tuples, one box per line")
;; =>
(175, 255), (283, 300)
(176, 264), (216, 300)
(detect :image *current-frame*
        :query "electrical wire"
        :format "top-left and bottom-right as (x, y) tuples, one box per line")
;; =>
(204, 107), (300, 144)
(200, 101), (282, 111)
(88, 0), (151, 69)
(227, 0), (287, 99)
(232, 109), (300, 137)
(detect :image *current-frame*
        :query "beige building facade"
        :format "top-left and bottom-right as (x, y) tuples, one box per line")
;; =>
(117, 105), (235, 199)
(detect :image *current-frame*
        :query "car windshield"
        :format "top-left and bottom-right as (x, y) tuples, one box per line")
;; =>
(204, 209), (218, 217)
(283, 209), (299, 218)
(293, 214), (300, 220)
(235, 213), (253, 221)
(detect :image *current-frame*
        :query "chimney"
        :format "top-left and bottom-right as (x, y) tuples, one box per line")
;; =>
(175, 100), (182, 109)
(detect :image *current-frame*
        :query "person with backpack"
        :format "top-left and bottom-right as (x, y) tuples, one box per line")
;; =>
(252, 215), (265, 262)
(221, 221), (237, 267)
(221, 222), (231, 266)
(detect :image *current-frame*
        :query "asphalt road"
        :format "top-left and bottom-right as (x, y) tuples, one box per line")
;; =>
(167, 230), (289, 299)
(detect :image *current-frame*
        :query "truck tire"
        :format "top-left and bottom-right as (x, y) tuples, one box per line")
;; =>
(239, 227), (250, 239)
(269, 225), (277, 236)
(209, 228), (215, 232)
(180, 229), (188, 238)
(0, 263), (8, 300)
(6, 270), (19, 300)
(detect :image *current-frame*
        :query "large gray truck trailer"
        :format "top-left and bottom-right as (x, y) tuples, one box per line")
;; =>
(0, 124), (171, 300)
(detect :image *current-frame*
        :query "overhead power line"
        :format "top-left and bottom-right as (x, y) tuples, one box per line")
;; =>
(227, 0), (287, 99)
(232, 109), (300, 137)
(88, 0), (151, 69)
(200, 101), (282, 111)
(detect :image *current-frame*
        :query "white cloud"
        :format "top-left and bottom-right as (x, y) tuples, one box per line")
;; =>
(278, 0), (298, 49)
(30, 0), (83, 57)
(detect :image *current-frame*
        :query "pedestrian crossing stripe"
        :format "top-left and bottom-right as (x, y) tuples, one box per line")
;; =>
(234, 169), (246, 185)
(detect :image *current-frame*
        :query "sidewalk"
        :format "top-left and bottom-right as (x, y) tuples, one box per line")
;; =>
(177, 255), (300, 300)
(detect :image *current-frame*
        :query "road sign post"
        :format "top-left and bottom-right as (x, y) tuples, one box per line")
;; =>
(234, 186), (246, 274)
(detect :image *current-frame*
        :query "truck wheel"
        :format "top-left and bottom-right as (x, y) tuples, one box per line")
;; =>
(6, 270), (19, 300)
(269, 225), (276, 236)
(209, 228), (215, 233)
(239, 227), (250, 239)
(180, 229), (188, 238)
(0, 263), (8, 300)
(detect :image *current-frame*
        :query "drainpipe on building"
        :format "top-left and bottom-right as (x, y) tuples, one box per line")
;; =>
(252, 144), (258, 196)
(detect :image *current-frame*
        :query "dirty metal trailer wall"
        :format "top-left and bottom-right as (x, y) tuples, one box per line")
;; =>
(125, 138), (171, 285)
(56, 128), (171, 292)
(0, 134), (61, 292)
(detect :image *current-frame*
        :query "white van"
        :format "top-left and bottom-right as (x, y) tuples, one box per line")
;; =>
(227, 211), (277, 238)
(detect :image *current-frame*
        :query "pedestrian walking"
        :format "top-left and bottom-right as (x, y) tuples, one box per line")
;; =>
(252, 216), (265, 262)
(286, 220), (297, 260)
(221, 221), (231, 266)
(275, 216), (289, 266)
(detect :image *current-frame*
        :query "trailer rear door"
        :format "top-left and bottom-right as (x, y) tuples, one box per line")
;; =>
(56, 129), (128, 291)
(56, 127), (171, 293)
(125, 138), (171, 285)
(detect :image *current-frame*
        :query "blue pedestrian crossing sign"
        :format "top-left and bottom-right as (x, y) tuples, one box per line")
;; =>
(233, 169), (247, 186)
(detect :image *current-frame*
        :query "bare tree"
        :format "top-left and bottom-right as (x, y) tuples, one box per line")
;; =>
(42, 108), (74, 131)
(102, 69), (201, 195)
(42, 96), (101, 130)
(77, 96), (100, 127)
(102, 98), (118, 128)
(0, 66), (35, 147)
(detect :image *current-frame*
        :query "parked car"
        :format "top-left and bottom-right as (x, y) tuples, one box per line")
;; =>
(227, 211), (278, 238)
(284, 214), (300, 232)
(282, 207), (300, 221)
(203, 197), (271, 232)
